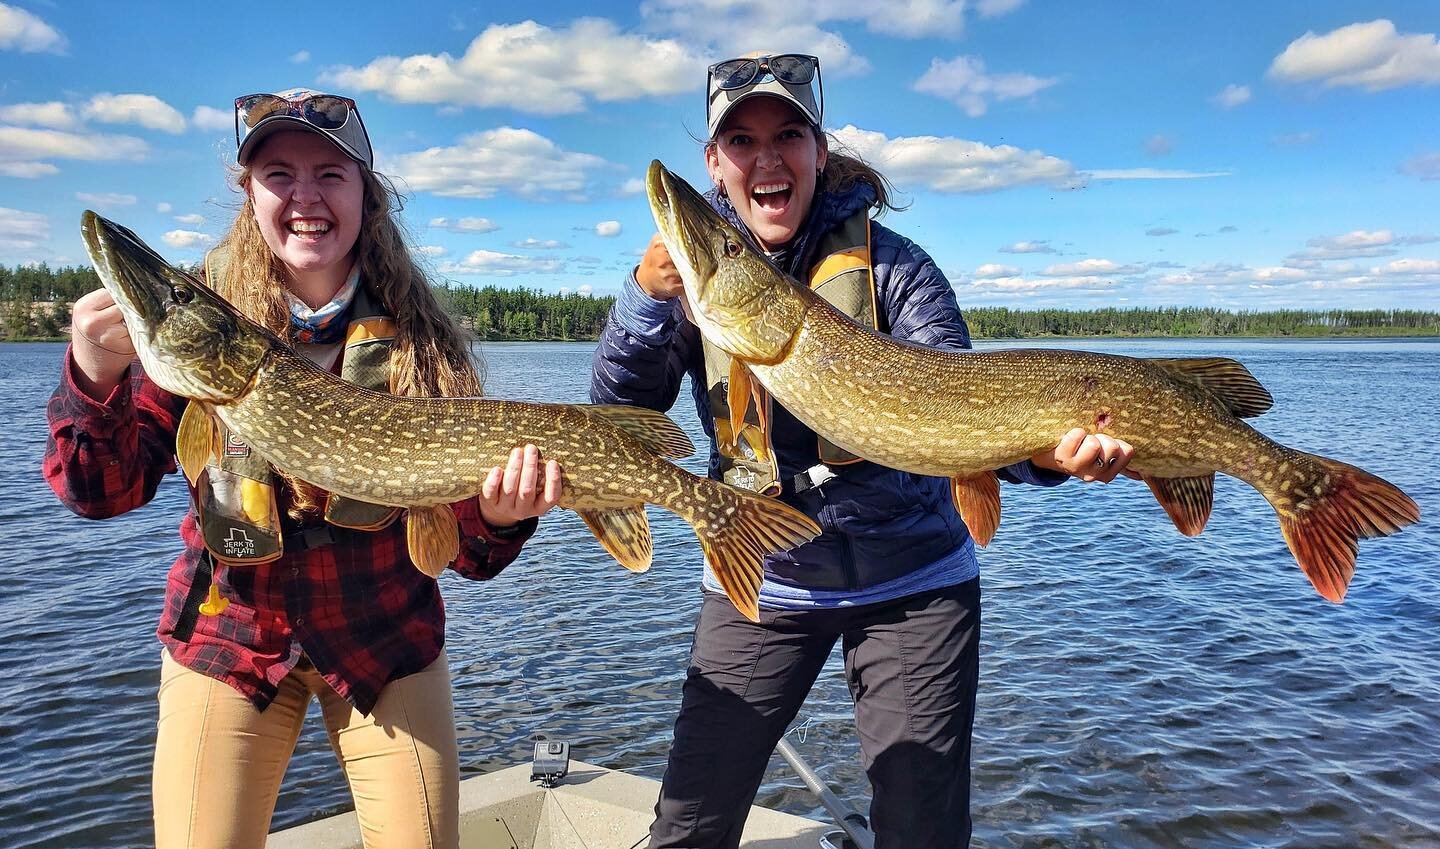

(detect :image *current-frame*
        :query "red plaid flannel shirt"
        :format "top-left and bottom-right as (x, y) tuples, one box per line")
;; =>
(43, 349), (535, 715)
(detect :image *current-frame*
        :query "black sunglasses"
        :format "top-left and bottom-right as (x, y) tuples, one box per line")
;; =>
(233, 92), (358, 146)
(708, 54), (819, 90)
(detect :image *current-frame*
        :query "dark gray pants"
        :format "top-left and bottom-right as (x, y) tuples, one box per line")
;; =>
(648, 578), (981, 849)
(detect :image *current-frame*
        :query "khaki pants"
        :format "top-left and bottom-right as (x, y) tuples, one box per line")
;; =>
(153, 649), (459, 849)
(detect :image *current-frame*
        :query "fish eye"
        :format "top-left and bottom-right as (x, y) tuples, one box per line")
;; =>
(170, 285), (194, 304)
(724, 239), (743, 259)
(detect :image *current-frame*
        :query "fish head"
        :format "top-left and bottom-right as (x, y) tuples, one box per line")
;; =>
(81, 211), (270, 403)
(647, 160), (806, 365)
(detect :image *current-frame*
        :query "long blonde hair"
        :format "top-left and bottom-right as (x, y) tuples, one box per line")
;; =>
(216, 164), (483, 514)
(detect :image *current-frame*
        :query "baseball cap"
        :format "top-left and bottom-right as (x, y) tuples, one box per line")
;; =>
(235, 88), (374, 170)
(706, 54), (823, 139)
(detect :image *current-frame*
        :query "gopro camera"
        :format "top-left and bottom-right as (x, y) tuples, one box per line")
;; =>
(530, 739), (570, 788)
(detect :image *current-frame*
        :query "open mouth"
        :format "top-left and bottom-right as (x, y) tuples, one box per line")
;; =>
(287, 219), (331, 237)
(751, 182), (792, 213)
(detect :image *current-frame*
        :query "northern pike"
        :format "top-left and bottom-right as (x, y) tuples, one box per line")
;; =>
(645, 161), (1419, 602)
(80, 211), (819, 620)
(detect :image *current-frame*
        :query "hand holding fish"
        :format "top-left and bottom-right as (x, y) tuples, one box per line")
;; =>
(1031, 427), (1140, 484)
(636, 233), (684, 300)
(478, 444), (564, 526)
(69, 287), (137, 399)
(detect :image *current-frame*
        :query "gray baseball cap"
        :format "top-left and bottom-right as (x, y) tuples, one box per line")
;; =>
(706, 54), (823, 139)
(235, 88), (374, 170)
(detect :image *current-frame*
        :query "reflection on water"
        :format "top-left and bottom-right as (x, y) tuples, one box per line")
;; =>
(1, 339), (1436, 848)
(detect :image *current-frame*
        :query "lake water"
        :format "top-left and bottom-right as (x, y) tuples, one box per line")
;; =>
(1, 338), (1436, 849)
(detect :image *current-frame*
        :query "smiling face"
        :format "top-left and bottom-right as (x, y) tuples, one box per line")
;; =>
(706, 95), (827, 252)
(246, 130), (364, 299)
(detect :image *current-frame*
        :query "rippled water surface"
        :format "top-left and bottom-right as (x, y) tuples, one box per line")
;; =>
(1, 339), (1437, 848)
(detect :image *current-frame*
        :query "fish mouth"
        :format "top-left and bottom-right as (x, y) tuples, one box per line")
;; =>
(646, 160), (716, 293)
(81, 210), (173, 335)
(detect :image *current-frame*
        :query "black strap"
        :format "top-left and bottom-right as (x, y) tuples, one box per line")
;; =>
(173, 550), (214, 643)
(785, 463), (838, 495)
(285, 524), (342, 551)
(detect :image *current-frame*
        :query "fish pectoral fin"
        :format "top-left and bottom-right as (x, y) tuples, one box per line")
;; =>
(406, 504), (460, 578)
(952, 472), (1001, 547)
(587, 406), (694, 459)
(1143, 473), (1215, 536)
(175, 403), (216, 486)
(1148, 357), (1274, 418)
(577, 506), (653, 572)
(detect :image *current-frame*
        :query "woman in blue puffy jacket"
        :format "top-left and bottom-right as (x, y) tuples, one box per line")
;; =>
(590, 52), (1135, 849)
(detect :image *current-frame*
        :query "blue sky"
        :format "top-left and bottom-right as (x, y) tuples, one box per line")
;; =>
(2, 1), (1438, 309)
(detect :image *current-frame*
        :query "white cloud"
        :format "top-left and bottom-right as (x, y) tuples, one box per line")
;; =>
(594, 220), (622, 237)
(1400, 152), (1440, 180)
(415, 245), (447, 257)
(191, 105), (232, 132)
(429, 217), (500, 233)
(1290, 229), (1401, 261)
(162, 230), (214, 249)
(0, 3), (66, 53)
(831, 124), (1077, 193)
(973, 263), (1019, 278)
(0, 206), (48, 250)
(290, 50), (311, 63)
(965, 274), (1116, 293)
(438, 249), (565, 276)
(75, 192), (137, 208)
(511, 238), (569, 249)
(1146, 227), (1178, 237)
(619, 177), (646, 196)
(156, 202), (172, 213)
(913, 55), (1057, 117)
(174, 213), (205, 225)
(1269, 19), (1440, 91)
(0, 101), (77, 129)
(327, 19), (704, 114)
(1144, 134), (1173, 157)
(998, 240), (1056, 254)
(1374, 258), (1440, 275)
(84, 93), (187, 134)
(1212, 83), (1251, 108)
(1042, 258), (1145, 276)
(389, 127), (612, 199)
(0, 126), (149, 177)
(1085, 168), (1231, 180)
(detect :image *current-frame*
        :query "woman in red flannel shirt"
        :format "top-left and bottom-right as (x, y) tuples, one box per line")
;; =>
(43, 88), (560, 849)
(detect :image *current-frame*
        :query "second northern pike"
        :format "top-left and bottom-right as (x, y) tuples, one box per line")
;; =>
(81, 211), (819, 620)
(646, 160), (1419, 602)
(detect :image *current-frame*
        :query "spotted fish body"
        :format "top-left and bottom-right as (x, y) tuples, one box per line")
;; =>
(646, 160), (1419, 602)
(80, 211), (819, 621)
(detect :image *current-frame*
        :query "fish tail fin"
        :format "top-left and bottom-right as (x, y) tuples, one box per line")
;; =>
(685, 484), (821, 622)
(1271, 454), (1418, 602)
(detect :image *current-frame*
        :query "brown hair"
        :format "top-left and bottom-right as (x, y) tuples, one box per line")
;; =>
(216, 164), (483, 514)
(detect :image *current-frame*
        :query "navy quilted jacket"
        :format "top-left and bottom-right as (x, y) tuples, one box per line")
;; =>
(591, 181), (1063, 590)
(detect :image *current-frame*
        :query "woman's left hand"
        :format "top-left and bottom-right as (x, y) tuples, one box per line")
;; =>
(478, 444), (564, 526)
(1030, 427), (1140, 484)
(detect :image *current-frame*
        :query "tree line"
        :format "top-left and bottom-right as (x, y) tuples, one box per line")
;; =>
(3, 263), (1438, 341)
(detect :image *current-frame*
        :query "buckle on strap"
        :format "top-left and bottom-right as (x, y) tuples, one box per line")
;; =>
(286, 525), (338, 551)
(788, 463), (837, 494)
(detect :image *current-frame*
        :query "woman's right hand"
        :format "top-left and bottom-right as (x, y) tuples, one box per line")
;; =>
(69, 288), (137, 399)
(635, 233), (684, 300)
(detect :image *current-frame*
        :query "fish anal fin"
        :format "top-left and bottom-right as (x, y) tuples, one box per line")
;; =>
(1276, 455), (1420, 603)
(176, 404), (215, 486)
(578, 506), (653, 573)
(951, 472), (1001, 547)
(406, 504), (460, 578)
(1148, 357), (1274, 418)
(1144, 473), (1215, 536)
(587, 406), (694, 459)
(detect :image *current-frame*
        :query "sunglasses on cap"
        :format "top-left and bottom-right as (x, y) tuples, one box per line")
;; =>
(233, 91), (373, 168)
(708, 54), (819, 90)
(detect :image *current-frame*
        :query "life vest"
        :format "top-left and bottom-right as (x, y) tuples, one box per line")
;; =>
(184, 249), (401, 566)
(700, 208), (881, 494)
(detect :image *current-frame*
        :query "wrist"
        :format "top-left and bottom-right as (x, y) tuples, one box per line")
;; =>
(69, 344), (131, 401)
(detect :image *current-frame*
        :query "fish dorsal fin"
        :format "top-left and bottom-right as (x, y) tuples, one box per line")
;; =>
(406, 504), (460, 578)
(1148, 357), (1274, 418)
(577, 506), (653, 573)
(1143, 473), (1215, 537)
(176, 403), (217, 486)
(586, 406), (694, 459)
(951, 471), (1001, 547)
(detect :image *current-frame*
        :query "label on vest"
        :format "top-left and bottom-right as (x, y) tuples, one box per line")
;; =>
(224, 434), (251, 458)
(221, 527), (258, 559)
